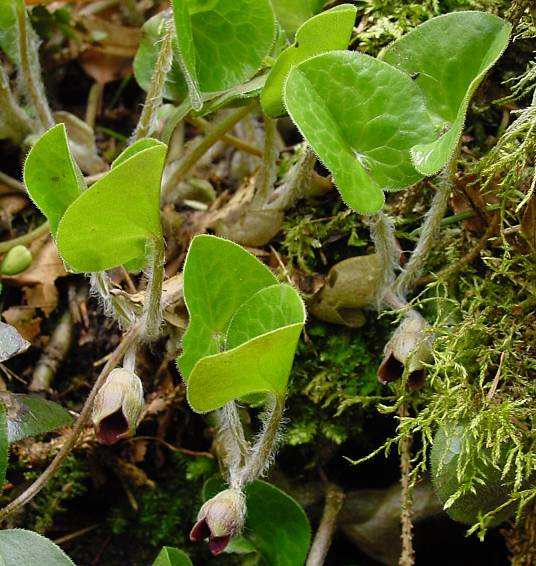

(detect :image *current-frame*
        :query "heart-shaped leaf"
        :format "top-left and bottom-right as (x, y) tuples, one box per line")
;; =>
(382, 12), (511, 175)
(284, 51), (436, 214)
(179, 236), (305, 413)
(271, 0), (324, 37)
(152, 547), (193, 566)
(261, 4), (356, 118)
(0, 393), (73, 443)
(56, 141), (166, 272)
(24, 123), (86, 235)
(172, 0), (276, 109)
(133, 11), (187, 102)
(0, 530), (75, 565)
(203, 478), (311, 566)
(178, 235), (277, 380)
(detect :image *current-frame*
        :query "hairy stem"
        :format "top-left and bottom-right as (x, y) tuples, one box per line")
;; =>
(394, 155), (458, 297)
(252, 116), (278, 208)
(141, 237), (165, 342)
(399, 404), (415, 566)
(0, 64), (32, 143)
(0, 324), (141, 521)
(15, 2), (54, 131)
(221, 402), (249, 489)
(370, 210), (399, 308)
(305, 483), (345, 566)
(132, 18), (174, 142)
(162, 103), (255, 200)
(237, 395), (285, 489)
(90, 272), (135, 329)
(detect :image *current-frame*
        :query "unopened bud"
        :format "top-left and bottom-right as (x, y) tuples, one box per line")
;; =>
(190, 488), (246, 555)
(378, 311), (432, 388)
(1, 245), (32, 275)
(92, 368), (144, 445)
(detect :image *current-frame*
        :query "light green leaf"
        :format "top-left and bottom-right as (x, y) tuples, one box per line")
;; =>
(284, 51), (436, 214)
(0, 403), (8, 492)
(271, 0), (324, 37)
(133, 11), (187, 102)
(187, 324), (304, 413)
(56, 142), (166, 272)
(0, 0), (16, 30)
(172, 0), (276, 107)
(0, 393), (73, 444)
(382, 11), (511, 175)
(203, 479), (311, 566)
(111, 137), (165, 169)
(261, 4), (356, 118)
(24, 123), (86, 235)
(0, 530), (75, 565)
(178, 235), (277, 380)
(152, 547), (192, 566)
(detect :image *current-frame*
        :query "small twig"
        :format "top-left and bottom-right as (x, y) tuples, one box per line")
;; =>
(15, 2), (54, 131)
(0, 221), (50, 254)
(415, 212), (500, 286)
(53, 523), (101, 545)
(0, 324), (141, 521)
(486, 351), (506, 402)
(398, 403), (414, 566)
(305, 483), (345, 566)
(126, 436), (214, 459)
(85, 83), (102, 130)
(0, 171), (26, 194)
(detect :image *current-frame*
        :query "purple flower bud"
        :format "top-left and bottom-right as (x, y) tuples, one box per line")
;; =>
(92, 368), (144, 445)
(190, 488), (246, 556)
(378, 311), (432, 389)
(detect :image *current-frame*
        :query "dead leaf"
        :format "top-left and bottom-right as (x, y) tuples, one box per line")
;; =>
(521, 196), (536, 249)
(2, 307), (41, 342)
(0, 321), (30, 362)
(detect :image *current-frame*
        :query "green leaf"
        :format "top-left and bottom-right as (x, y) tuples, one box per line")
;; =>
(178, 235), (277, 380)
(284, 51), (436, 214)
(187, 323), (304, 412)
(56, 141), (166, 272)
(271, 0), (324, 37)
(111, 137), (164, 169)
(0, 530), (75, 565)
(261, 4), (356, 118)
(152, 547), (193, 566)
(24, 123), (86, 235)
(382, 11), (511, 175)
(0, 403), (8, 492)
(133, 11), (187, 102)
(203, 479), (311, 566)
(0, 393), (73, 444)
(172, 0), (276, 108)
(0, 0), (16, 29)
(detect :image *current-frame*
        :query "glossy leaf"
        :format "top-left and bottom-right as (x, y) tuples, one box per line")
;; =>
(203, 478), (311, 566)
(56, 141), (166, 272)
(152, 547), (193, 566)
(0, 403), (8, 492)
(284, 51), (436, 214)
(0, 530), (75, 565)
(1, 393), (73, 444)
(271, 0), (324, 37)
(382, 12), (511, 175)
(261, 4), (356, 118)
(178, 235), (277, 380)
(24, 123), (86, 235)
(172, 0), (276, 107)
(133, 11), (187, 102)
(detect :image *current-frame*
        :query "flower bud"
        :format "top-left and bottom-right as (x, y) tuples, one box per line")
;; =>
(377, 311), (432, 389)
(190, 488), (246, 555)
(1, 245), (32, 275)
(92, 367), (144, 445)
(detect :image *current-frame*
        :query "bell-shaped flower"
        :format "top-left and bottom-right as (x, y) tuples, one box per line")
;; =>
(92, 367), (144, 445)
(190, 488), (246, 555)
(378, 311), (432, 389)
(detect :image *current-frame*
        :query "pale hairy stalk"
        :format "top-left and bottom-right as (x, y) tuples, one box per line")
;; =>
(0, 64), (32, 143)
(141, 237), (165, 342)
(0, 324), (141, 521)
(305, 484), (345, 566)
(132, 18), (174, 142)
(90, 272), (135, 329)
(15, 2), (54, 131)
(220, 402), (249, 489)
(394, 154), (458, 297)
(252, 116), (278, 208)
(370, 210), (399, 308)
(236, 395), (285, 489)
(399, 404), (415, 566)
(162, 103), (255, 200)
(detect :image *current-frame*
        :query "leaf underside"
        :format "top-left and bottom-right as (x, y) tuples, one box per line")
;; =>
(0, 530), (75, 565)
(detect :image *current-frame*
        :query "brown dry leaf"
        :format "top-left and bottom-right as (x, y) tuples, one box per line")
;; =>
(22, 285), (58, 316)
(450, 174), (498, 235)
(2, 306), (41, 342)
(0, 193), (28, 229)
(521, 196), (536, 249)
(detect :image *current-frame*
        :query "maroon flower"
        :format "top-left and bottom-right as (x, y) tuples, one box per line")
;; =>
(190, 489), (246, 556)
